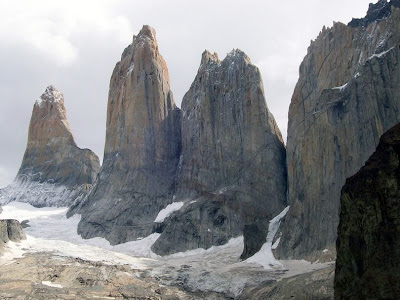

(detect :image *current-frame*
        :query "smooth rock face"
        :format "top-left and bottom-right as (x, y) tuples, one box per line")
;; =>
(334, 123), (400, 300)
(152, 50), (287, 257)
(0, 86), (100, 207)
(76, 26), (181, 244)
(277, 4), (400, 260)
(0, 219), (26, 250)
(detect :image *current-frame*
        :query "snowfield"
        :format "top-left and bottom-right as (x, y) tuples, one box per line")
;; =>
(0, 202), (332, 297)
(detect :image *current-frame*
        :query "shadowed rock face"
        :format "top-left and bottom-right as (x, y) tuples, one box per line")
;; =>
(76, 25), (182, 244)
(335, 123), (400, 300)
(152, 50), (287, 257)
(277, 4), (400, 260)
(0, 86), (100, 207)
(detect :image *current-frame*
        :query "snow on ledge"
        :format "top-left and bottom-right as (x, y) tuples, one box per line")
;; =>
(41, 281), (63, 288)
(332, 82), (348, 91)
(154, 202), (184, 223)
(367, 46), (395, 61)
(245, 206), (290, 269)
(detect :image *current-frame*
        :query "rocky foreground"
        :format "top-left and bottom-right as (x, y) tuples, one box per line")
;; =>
(0, 251), (335, 300)
(0, 252), (226, 300)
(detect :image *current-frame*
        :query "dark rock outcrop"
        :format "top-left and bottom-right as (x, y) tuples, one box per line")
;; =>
(334, 123), (400, 300)
(0, 86), (100, 207)
(0, 219), (26, 251)
(348, 0), (400, 27)
(76, 25), (181, 244)
(151, 50), (287, 257)
(277, 3), (400, 260)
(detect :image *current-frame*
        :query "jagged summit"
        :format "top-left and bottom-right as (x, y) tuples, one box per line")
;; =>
(200, 49), (251, 66)
(122, 25), (158, 60)
(348, 0), (400, 27)
(200, 50), (220, 65)
(138, 25), (157, 41)
(37, 85), (63, 104)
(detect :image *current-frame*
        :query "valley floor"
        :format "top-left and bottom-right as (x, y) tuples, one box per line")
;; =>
(0, 202), (334, 299)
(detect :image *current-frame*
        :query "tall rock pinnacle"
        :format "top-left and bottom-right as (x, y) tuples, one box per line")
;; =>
(0, 85), (100, 207)
(76, 25), (181, 244)
(151, 49), (287, 257)
(276, 2), (400, 260)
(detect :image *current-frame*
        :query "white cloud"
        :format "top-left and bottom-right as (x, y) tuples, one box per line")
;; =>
(0, 0), (131, 66)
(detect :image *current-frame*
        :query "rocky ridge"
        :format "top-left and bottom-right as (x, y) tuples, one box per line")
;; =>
(152, 49), (287, 257)
(276, 2), (400, 260)
(75, 25), (182, 244)
(334, 123), (400, 299)
(0, 86), (100, 207)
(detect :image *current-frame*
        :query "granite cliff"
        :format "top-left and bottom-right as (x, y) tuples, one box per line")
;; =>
(75, 26), (182, 244)
(75, 26), (286, 257)
(0, 86), (100, 207)
(335, 123), (400, 299)
(152, 50), (287, 257)
(276, 0), (400, 260)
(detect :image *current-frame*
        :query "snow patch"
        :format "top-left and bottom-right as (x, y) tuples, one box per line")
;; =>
(245, 206), (290, 269)
(41, 281), (63, 288)
(332, 82), (348, 91)
(154, 202), (184, 223)
(165, 236), (243, 259)
(127, 62), (134, 75)
(367, 46), (395, 61)
(271, 237), (281, 250)
(0, 202), (160, 263)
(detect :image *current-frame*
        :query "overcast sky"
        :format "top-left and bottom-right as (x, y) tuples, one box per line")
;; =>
(0, 0), (373, 188)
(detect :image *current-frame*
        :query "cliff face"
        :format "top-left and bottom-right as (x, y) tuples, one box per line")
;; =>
(335, 123), (400, 300)
(76, 26), (181, 244)
(151, 50), (287, 257)
(277, 2), (400, 260)
(0, 86), (100, 207)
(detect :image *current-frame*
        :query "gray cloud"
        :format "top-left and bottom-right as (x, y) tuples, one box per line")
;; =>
(0, 0), (372, 187)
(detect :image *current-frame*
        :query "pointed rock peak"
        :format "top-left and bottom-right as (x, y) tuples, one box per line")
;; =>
(225, 48), (251, 64)
(38, 85), (63, 104)
(138, 25), (157, 41)
(201, 50), (220, 65)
